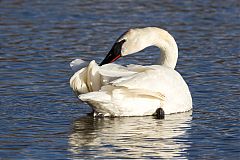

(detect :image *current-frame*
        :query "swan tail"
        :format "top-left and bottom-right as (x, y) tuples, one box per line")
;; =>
(70, 60), (101, 95)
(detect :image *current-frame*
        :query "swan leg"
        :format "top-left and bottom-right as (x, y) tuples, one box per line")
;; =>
(153, 108), (165, 119)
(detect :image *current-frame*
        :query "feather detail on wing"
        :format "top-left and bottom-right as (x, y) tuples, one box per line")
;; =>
(70, 60), (101, 94)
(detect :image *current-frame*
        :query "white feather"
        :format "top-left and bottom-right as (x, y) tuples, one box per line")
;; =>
(69, 27), (192, 116)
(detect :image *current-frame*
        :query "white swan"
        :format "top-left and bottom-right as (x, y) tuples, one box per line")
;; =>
(70, 27), (192, 117)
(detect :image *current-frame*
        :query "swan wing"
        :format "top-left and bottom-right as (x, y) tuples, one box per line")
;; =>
(109, 66), (192, 114)
(70, 60), (101, 94)
(79, 86), (163, 116)
(71, 63), (191, 115)
(79, 66), (168, 116)
(86, 60), (101, 92)
(70, 67), (89, 94)
(99, 63), (137, 84)
(111, 69), (162, 92)
(70, 62), (137, 94)
(99, 63), (136, 77)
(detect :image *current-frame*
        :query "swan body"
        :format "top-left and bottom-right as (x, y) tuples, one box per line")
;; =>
(70, 27), (192, 116)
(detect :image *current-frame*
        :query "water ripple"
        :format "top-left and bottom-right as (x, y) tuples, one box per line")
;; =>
(0, 0), (239, 159)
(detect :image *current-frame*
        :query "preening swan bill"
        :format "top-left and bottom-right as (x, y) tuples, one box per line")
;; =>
(70, 27), (192, 117)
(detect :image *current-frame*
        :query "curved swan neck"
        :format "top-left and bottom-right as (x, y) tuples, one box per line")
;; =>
(120, 27), (178, 69)
(150, 28), (178, 69)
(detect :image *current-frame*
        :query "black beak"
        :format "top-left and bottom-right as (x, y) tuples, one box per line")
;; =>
(100, 39), (126, 66)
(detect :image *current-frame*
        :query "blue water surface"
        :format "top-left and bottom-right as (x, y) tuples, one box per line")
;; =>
(0, 0), (239, 159)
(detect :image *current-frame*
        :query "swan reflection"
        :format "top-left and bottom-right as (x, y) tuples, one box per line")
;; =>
(68, 111), (192, 159)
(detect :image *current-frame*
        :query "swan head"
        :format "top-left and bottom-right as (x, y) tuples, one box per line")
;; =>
(100, 28), (151, 66)
(100, 27), (178, 68)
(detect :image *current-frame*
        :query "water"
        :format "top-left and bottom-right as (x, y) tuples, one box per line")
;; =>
(0, 0), (239, 159)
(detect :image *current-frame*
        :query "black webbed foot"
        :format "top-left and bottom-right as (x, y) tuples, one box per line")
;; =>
(154, 108), (165, 119)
